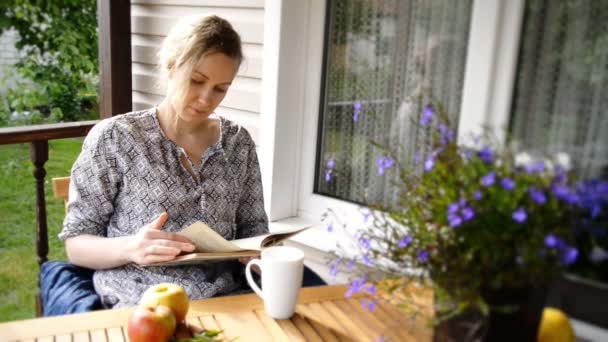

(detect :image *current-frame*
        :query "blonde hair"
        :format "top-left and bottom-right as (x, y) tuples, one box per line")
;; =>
(159, 15), (243, 113)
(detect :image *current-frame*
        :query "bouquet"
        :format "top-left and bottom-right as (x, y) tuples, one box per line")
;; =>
(325, 102), (590, 324)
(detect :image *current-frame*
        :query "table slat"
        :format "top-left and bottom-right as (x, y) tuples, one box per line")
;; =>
(276, 319), (307, 341)
(291, 314), (324, 342)
(335, 299), (384, 339)
(253, 309), (291, 341)
(73, 331), (90, 342)
(91, 329), (108, 342)
(300, 302), (352, 340)
(214, 311), (273, 342)
(321, 301), (375, 341)
(89, 329), (107, 342)
(105, 327), (124, 342)
(56, 334), (71, 342)
(345, 298), (411, 341)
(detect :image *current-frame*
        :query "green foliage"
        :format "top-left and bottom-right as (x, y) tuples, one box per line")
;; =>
(171, 330), (236, 342)
(0, 0), (98, 125)
(0, 139), (82, 322)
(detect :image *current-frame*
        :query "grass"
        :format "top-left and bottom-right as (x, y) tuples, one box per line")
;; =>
(0, 138), (83, 322)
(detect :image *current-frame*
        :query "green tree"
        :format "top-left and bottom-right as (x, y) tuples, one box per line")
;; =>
(0, 0), (98, 124)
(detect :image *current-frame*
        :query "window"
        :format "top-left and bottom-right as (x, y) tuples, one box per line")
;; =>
(509, 0), (608, 180)
(315, 0), (473, 207)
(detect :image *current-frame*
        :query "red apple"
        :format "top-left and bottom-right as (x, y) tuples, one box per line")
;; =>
(127, 304), (177, 342)
(140, 283), (190, 323)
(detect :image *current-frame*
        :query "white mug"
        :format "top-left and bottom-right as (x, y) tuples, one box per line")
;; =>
(245, 246), (304, 319)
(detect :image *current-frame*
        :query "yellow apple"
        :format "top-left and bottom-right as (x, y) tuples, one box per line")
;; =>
(537, 307), (574, 342)
(140, 283), (190, 323)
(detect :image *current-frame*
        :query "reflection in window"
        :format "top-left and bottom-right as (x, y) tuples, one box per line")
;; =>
(316, 0), (473, 206)
(510, 0), (608, 179)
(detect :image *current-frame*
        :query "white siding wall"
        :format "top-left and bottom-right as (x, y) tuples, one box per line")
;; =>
(130, 0), (264, 143)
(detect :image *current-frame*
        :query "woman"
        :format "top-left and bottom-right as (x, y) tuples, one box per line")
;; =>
(58, 15), (268, 309)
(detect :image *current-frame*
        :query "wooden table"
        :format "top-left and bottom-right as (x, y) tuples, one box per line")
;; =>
(0, 285), (432, 341)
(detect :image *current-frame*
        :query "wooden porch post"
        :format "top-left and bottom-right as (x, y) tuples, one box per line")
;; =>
(97, 0), (132, 118)
(30, 141), (49, 267)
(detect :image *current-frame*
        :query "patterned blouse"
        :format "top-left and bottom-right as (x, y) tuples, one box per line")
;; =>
(59, 108), (268, 308)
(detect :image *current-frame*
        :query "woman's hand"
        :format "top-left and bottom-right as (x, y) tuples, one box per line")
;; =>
(126, 212), (195, 265)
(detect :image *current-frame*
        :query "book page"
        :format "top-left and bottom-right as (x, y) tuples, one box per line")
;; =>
(147, 250), (261, 267)
(178, 221), (313, 253)
(231, 225), (312, 250)
(178, 221), (246, 253)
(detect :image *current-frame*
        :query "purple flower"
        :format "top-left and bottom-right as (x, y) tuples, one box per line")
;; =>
(473, 191), (483, 200)
(560, 246), (578, 265)
(360, 298), (376, 312)
(417, 250), (429, 262)
(352, 101), (362, 122)
(346, 260), (354, 269)
(362, 254), (372, 266)
(534, 161), (545, 173)
(461, 207), (475, 221)
(552, 184), (579, 205)
(448, 214), (463, 228)
(324, 170), (331, 183)
(329, 263), (339, 277)
(326, 223), (333, 232)
(525, 161), (545, 175)
(345, 278), (366, 298)
(463, 149), (474, 160)
(544, 234), (560, 248)
(397, 236), (412, 248)
(362, 211), (371, 223)
(501, 178), (515, 191)
(424, 156), (435, 172)
(366, 284), (377, 296)
(420, 105), (433, 126)
(478, 147), (494, 164)
(591, 204), (601, 219)
(512, 208), (527, 223)
(376, 156), (395, 176)
(359, 237), (371, 250)
(438, 123), (454, 145)
(447, 202), (459, 214)
(413, 152), (420, 165)
(481, 172), (496, 187)
(528, 187), (547, 205)
(326, 158), (335, 169)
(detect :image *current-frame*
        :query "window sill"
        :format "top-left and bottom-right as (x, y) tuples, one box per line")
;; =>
(269, 216), (337, 253)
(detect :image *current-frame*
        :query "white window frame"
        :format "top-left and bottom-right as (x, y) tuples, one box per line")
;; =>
(260, 0), (525, 252)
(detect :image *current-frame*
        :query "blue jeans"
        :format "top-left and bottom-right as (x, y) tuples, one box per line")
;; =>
(39, 261), (102, 316)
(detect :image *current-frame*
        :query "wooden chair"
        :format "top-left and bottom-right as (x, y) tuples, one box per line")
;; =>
(35, 176), (71, 316)
(51, 176), (71, 213)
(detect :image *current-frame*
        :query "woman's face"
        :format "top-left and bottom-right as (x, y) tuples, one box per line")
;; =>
(169, 52), (239, 123)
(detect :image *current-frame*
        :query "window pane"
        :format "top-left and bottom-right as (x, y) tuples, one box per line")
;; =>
(315, 0), (473, 206)
(510, 0), (608, 179)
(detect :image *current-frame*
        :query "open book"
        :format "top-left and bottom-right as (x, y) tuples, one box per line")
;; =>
(148, 221), (311, 266)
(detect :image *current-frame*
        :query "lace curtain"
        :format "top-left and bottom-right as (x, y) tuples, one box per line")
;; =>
(510, 0), (608, 180)
(316, 0), (473, 206)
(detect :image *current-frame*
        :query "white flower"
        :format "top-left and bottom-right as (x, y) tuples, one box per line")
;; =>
(514, 152), (533, 168)
(554, 152), (572, 171)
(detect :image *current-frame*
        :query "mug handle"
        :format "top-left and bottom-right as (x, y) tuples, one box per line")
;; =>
(245, 258), (264, 299)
